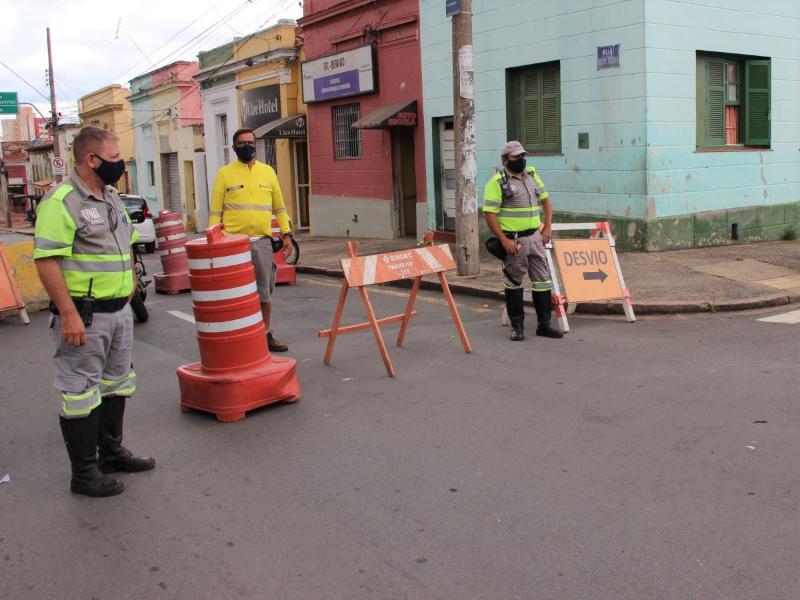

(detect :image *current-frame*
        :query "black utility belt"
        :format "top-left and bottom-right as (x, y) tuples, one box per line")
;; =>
(503, 229), (537, 239)
(50, 297), (129, 315)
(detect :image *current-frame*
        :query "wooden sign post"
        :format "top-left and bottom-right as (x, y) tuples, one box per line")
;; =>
(319, 239), (472, 377)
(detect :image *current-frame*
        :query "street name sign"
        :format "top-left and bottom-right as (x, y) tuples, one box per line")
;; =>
(0, 92), (19, 115)
(446, 0), (462, 17)
(552, 238), (624, 302)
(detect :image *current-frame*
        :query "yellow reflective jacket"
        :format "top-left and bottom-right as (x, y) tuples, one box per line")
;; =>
(208, 160), (290, 237)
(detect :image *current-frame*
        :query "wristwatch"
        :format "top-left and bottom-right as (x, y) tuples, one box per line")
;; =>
(282, 231), (293, 239)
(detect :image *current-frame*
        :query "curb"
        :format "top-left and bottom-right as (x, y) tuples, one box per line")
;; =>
(296, 265), (799, 315)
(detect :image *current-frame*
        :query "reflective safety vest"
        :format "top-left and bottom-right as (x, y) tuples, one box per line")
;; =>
(33, 183), (138, 299)
(482, 166), (550, 232)
(208, 160), (291, 237)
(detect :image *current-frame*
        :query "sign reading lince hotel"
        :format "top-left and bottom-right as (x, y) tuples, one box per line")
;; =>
(240, 84), (281, 130)
(301, 45), (377, 103)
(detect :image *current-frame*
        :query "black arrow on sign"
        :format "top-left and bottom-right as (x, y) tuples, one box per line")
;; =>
(583, 270), (608, 283)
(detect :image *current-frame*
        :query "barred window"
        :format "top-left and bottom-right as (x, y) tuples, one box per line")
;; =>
(333, 103), (362, 159)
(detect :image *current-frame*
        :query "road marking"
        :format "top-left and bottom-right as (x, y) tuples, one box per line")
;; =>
(168, 310), (195, 324)
(757, 309), (800, 324)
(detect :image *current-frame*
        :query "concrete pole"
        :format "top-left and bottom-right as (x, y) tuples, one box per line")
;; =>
(47, 27), (62, 184)
(451, 0), (479, 276)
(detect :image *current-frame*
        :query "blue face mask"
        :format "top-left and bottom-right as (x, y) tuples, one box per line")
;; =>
(234, 143), (256, 163)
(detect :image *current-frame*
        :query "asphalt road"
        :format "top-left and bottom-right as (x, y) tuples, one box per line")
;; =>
(1, 265), (798, 600)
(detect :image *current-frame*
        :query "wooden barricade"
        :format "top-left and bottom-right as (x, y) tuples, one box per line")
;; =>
(319, 238), (472, 377)
(0, 242), (30, 324)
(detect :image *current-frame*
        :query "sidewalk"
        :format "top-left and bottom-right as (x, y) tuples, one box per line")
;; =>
(4, 224), (799, 315)
(294, 234), (800, 315)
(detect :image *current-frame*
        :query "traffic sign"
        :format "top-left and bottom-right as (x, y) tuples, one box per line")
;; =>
(51, 156), (66, 176)
(446, 0), (462, 17)
(0, 92), (19, 115)
(552, 238), (624, 303)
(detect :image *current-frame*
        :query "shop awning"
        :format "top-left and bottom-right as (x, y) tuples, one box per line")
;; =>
(253, 114), (307, 139)
(351, 100), (418, 129)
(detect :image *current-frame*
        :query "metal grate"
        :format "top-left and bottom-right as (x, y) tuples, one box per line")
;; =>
(333, 103), (362, 159)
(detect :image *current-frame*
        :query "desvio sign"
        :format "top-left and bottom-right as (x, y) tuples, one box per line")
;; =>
(552, 239), (624, 302)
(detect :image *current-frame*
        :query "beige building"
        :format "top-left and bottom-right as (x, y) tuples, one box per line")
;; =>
(78, 85), (135, 193)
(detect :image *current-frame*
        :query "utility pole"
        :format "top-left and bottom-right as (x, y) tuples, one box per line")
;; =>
(1, 158), (11, 229)
(47, 27), (62, 184)
(450, 0), (479, 275)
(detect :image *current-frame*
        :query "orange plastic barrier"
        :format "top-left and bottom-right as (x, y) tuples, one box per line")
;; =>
(318, 237), (471, 377)
(153, 209), (191, 294)
(0, 243), (29, 324)
(177, 225), (301, 422)
(271, 216), (296, 286)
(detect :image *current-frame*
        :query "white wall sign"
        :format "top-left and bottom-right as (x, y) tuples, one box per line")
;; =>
(51, 156), (66, 176)
(301, 45), (377, 103)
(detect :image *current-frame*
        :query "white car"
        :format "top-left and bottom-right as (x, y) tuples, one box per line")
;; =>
(120, 194), (157, 253)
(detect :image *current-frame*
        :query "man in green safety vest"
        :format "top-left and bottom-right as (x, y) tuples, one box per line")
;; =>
(34, 126), (155, 497)
(483, 140), (563, 341)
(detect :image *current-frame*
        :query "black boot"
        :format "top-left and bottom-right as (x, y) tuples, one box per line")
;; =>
(505, 288), (525, 341)
(60, 412), (124, 497)
(533, 291), (564, 338)
(97, 395), (155, 474)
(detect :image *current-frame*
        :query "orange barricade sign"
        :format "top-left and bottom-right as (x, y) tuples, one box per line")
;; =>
(552, 238), (624, 303)
(319, 239), (471, 377)
(0, 243), (30, 325)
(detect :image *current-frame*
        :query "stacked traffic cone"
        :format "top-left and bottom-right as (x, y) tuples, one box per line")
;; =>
(153, 209), (191, 294)
(177, 224), (301, 422)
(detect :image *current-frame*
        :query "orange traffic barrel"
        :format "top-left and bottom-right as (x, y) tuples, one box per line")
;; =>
(177, 224), (301, 422)
(153, 209), (190, 294)
(271, 216), (296, 285)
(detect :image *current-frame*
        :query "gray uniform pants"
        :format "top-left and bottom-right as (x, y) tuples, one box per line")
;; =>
(502, 230), (552, 292)
(51, 306), (137, 419)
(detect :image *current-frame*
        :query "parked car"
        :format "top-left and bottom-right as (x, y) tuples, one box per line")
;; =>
(120, 194), (156, 253)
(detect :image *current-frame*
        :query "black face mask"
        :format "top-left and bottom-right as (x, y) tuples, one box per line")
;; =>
(93, 157), (126, 186)
(234, 143), (257, 163)
(506, 157), (527, 174)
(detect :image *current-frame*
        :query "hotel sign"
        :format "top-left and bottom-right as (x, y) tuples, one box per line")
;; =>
(302, 45), (377, 103)
(240, 84), (281, 131)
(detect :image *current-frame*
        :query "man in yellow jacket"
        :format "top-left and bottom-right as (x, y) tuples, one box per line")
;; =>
(209, 128), (293, 352)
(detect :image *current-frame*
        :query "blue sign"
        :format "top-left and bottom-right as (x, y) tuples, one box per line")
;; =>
(597, 44), (621, 70)
(446, 0), (462, 17)
(313, 70), (361, 102)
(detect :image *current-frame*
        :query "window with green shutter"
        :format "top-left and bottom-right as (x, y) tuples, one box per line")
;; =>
(507, 62), (561, 153)
(696, 53), (770, 149)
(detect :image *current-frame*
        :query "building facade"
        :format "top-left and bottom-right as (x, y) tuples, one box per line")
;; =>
(299, 0), (427, 239)
(420, 0), (800, 250)
(1, 105), (49, 143)
(129, 61), (204, 229)
(195, 20), (309, 231)
(78, 85), (135, 194)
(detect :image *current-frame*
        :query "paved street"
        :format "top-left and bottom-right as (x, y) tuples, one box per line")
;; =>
(1, 264), (799, 600)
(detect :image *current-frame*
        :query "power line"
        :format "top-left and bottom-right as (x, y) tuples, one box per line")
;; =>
(115, 0), (297, 136)
(0, 59), (51, 103)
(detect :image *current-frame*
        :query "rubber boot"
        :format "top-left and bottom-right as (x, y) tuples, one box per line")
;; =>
(533, 291), (564, 338)
(505, 288), (525, 341)
(60, 412), (124, 497)
(97, 395), (155, 474)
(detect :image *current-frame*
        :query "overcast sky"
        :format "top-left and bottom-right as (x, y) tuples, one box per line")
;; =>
(0, 0), (303, 135)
